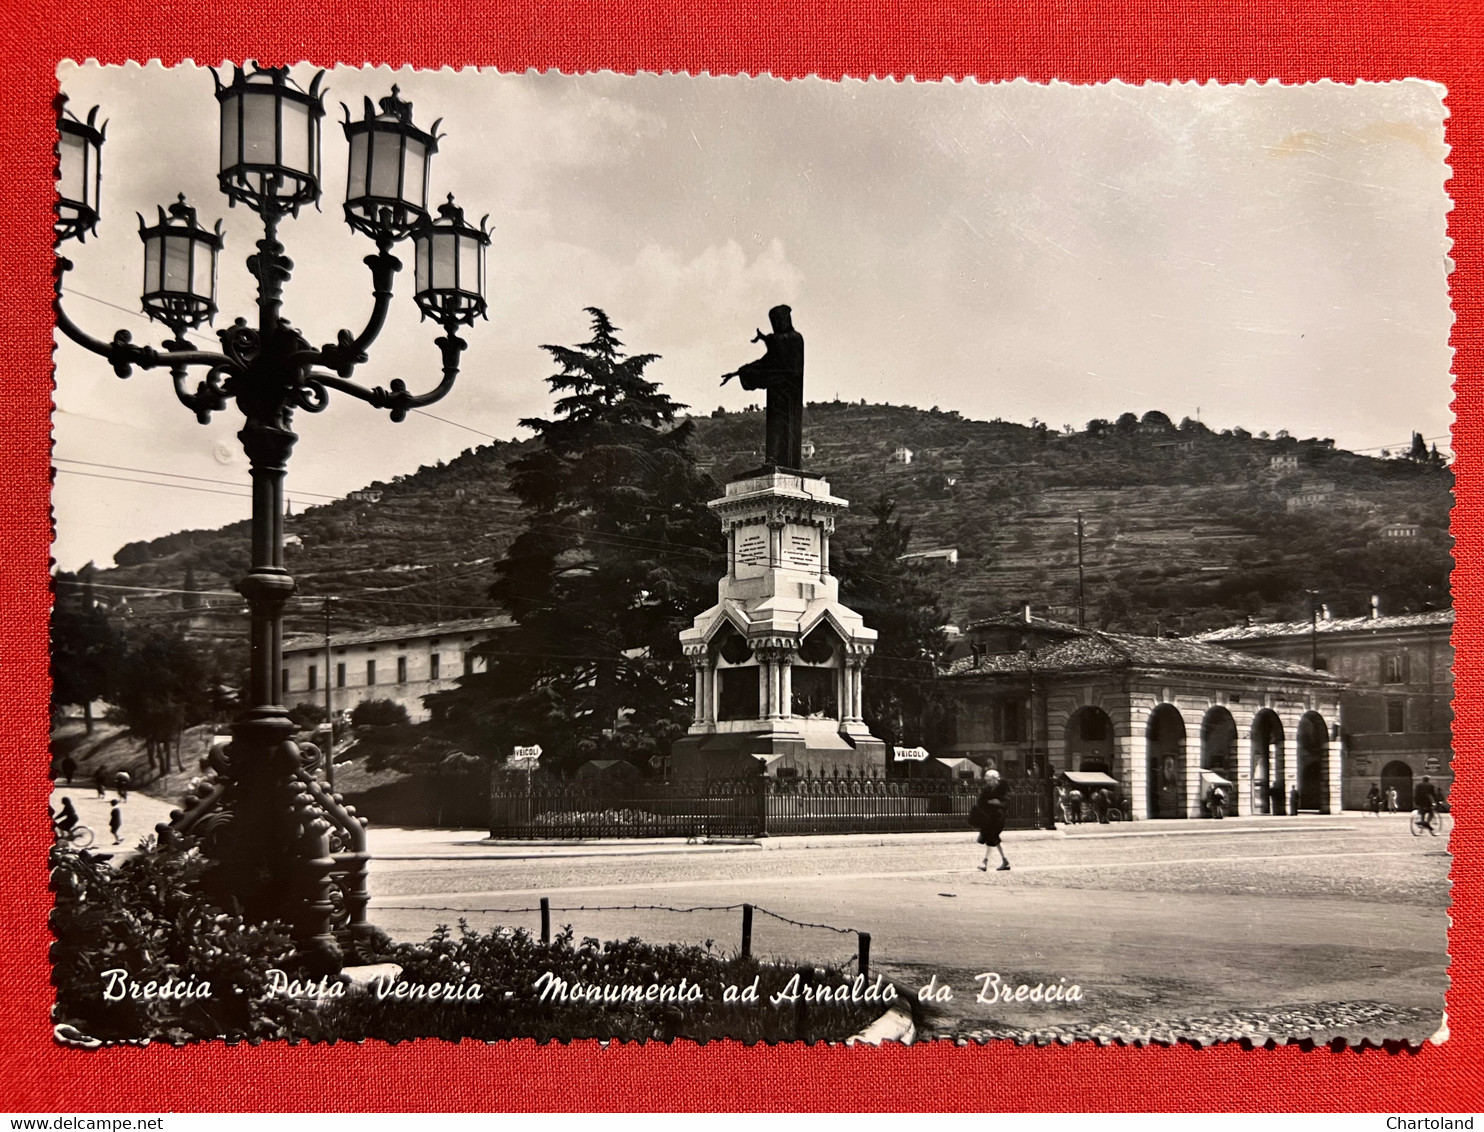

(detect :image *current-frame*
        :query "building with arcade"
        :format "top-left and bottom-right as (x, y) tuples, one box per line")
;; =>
(937, 612), (1345, 819)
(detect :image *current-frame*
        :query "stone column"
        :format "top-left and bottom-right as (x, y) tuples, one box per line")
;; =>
(1184, 711), (1204, 819)
(780, 659), (793, 719)
(692, 664), (705, 725)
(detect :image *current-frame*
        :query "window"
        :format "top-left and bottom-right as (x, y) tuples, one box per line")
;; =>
(307, 664), (317, 691)
(1314, 657), (1329, 672)
(366, 659), (376, 686)
(996, 699), (1024, 743)
(1387, 699), (1406, 733)
(1383, 654), (1408, 684)
(396, 656), (408, 684)
(430, 653), (441, 680)
(336, 663), (346, 688)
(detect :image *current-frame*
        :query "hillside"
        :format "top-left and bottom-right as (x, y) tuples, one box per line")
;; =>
(82, 405), (1454, 647)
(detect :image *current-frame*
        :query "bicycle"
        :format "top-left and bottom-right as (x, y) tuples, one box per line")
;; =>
(1410, 806), (1449, 838)
(53, 821), (95, 848)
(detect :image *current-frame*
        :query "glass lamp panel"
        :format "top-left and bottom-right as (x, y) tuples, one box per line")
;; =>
(143, 238), (161, 295)
(242, 90), (277, 163)
(192, 241), (216, 305)
(219, 94), (239, 173)
(402, 139), (427, 209)
(163, 235), (193, 293)
(458, 235), (482, 298)
(58, 132), (86, 202)
(414, 237), (430, 293)
(347, 132), (368, 200)
(368, 131), (401, 199)
(280, 98), (312, 176)
(432, 231), (457, 289)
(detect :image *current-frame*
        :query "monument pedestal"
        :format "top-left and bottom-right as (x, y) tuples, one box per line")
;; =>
(671, 469), (887, 779)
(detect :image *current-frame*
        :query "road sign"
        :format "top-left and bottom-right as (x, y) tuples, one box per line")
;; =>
(506, 744), (542, 772)
(894, 746), (931, 762)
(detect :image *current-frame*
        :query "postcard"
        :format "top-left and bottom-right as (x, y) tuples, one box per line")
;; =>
(46, 62), (1454, 1057)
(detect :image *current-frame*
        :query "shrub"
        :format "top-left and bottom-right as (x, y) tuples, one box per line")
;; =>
(350, 699), (411, 728)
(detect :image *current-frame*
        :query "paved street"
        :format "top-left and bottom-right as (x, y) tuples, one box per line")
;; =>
(363, 815), (1451, 1044)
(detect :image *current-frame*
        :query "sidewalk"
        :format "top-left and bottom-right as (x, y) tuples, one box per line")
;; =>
(49, 783), (177, 856)
(366, 813), (1357, 861)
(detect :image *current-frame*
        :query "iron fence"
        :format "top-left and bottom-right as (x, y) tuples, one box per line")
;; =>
(487, 775), (1049, 839)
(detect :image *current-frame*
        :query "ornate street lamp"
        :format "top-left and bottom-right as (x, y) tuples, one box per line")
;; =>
(54, 64), (490, 973)
(55, 100), (104, 243)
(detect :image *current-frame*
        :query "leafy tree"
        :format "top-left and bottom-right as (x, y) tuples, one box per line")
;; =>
(111, 629), (212, 776)
(1114, 412), (1139, 436)
(428, 308), (723, 775)
(1410, 431), (1429, 462)
(833, 495), (950, 751)
(1085, 418), (1110, 438)
(50, 565), (116, 733)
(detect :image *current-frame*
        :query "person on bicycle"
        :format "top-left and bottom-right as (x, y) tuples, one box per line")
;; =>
(53, 796), (79, 839)
(1415, 775), (1440, 834)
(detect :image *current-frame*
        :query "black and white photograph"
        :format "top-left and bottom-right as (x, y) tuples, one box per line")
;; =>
(49, 63), (1454, 1048)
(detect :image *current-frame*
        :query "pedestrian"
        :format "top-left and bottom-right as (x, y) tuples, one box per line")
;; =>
(1093, 787), (1110, 824)
(114, 770), (130, 802)
(94, 768), (108, 800)
(1386, 786), (1399, 814)
(1365, 784), (1381, 816)
(974, 768), (1011, 872)
(1209, 784), (1227, 820)
(1055, 784), (1069, 825)
(60, 754), (77, 784)
(108, 800), (123, 845)
(1289, 785), (1301, 816)
(1066, 786), (1083, 825)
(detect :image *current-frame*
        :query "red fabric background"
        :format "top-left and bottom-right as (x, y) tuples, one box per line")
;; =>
(1, 0), (1479, 1112)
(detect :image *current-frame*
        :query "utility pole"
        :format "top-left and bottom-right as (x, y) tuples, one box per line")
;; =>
(1076, 511), (1086, 629)
(323, 595), (335, 792)
(1307, 589), (1320, 670)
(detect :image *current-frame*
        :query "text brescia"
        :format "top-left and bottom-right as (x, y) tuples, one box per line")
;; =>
(100, 968), (211, 1001)
(974, 972), (1082, 1004)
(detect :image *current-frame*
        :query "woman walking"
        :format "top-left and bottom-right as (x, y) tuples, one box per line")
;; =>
(975, 768), (1011, 872)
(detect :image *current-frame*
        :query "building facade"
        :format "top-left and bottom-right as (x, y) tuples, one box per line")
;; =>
(939, 615), (1345, 819)
(1197, 610), (1454, 809)
(281, 615), (509, 724)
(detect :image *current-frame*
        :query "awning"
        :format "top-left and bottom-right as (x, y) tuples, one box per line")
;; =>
(1199, 770), (1235, 788)
(1059, 771), (1119, 789)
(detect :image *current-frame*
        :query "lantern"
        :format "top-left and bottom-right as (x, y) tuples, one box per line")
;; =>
(413, 195), (490, 325)
(342, 86), (441, 241)
(56, 102), (105, 243)
(138, 195), (224, 332)
(213, 63), (325, 217)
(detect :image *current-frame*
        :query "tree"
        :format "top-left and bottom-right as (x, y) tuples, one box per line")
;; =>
(50, 565), (116, 733)
(1085, 418), (1111, 438)
(1114, 412), (1139, 436)
(833, 495), (950, 751)
(427, 309), (723, 775)
(112, 629), (212, 776)
(1409, 431), (1429, 462)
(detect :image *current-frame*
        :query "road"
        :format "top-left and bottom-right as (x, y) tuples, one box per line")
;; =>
(363, 814), (1452, 1044)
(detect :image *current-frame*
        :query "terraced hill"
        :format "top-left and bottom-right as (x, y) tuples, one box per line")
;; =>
(81, 403), (1453, 646)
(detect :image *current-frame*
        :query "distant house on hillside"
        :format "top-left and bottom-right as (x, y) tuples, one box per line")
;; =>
(898, 547), (959, 567)
(800, 440), (816, 460)
(349, 489), (383, 504)
(1285, 481), (1336, 511)
(1270, 454), (1301, 476)
(281, 614), (510, 724)
(891, 445), (914, 465)
(1383, 522), (1421, 540)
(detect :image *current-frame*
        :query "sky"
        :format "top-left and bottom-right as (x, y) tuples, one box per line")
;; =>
(52, 65), (1455, 571)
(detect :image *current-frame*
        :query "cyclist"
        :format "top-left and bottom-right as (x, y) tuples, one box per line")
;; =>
(1414, 775), (1440, 835)
(52, 796), (80, 840)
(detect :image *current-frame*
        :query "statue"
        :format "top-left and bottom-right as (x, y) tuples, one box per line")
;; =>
(722, 304), (804, 470)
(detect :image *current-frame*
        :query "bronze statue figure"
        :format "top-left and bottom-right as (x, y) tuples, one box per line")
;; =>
(722, 304), (805, 470)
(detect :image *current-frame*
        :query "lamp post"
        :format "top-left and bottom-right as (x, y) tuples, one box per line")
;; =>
(54, 67), (491, 973)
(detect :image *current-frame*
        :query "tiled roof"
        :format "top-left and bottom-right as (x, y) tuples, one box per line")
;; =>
(284, 614), (511, 652)
(944, 627), (1342, 682)
(1196, 609), (1454, 643)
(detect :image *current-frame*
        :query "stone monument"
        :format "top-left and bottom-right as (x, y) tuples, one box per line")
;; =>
(670, 307), (887, 779)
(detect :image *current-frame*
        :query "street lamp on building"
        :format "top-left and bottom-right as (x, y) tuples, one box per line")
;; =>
(54, 67), (491, 973)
